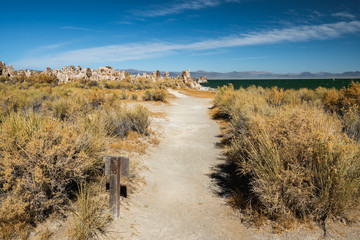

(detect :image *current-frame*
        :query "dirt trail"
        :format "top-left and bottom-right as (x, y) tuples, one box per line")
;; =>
(113, 89), (250, 239)
(105, 90), (358, 240)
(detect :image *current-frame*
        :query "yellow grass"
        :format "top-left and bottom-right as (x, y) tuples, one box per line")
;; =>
(214, 84), (360, 233)
(0, 81), (156, 238)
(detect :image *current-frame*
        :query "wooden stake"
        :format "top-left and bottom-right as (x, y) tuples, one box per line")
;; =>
(105, 156), (130, 219)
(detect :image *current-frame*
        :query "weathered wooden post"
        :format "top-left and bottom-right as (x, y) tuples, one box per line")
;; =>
(105, 156), (130, 219)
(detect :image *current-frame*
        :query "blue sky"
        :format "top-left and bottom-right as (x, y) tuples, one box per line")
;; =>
(1, 0), (359, 73)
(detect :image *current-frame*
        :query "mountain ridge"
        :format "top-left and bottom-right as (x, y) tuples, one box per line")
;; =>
(124, 69), (360, 79)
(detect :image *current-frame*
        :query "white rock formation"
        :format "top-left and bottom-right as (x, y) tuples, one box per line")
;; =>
(0, 60), (201, 89)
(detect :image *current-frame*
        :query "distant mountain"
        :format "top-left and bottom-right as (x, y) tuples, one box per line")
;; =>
(190, 70), (360, 79)
(123, 69), (360, 79)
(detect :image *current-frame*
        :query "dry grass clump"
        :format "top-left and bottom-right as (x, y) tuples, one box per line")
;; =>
(265, 86), (286, 106)
(142, 89), (167, 102)
(67, 182), (111, 240)
(214, 84), (236, 118)
(215, 85), (360, 232)
(131, 93), (138, 101)
(0, 111), (108, 237)
(321, 82), (360, 141)
(102, 105), (150, 137)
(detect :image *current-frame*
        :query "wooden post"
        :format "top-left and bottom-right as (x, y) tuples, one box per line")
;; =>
(105, 156), (130, 219)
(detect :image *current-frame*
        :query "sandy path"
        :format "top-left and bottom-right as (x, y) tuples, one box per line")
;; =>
(117, 89), (250, 240)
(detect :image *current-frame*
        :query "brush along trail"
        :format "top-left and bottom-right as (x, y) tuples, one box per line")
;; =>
(105, 90), (358, 240)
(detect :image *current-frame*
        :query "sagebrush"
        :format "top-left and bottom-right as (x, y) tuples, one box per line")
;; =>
(214, 84), (360, 232)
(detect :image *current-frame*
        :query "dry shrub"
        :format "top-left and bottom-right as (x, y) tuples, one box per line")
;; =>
(26, 73), (58, 84)
(343, 106), (360, 141)
(0, 111), (108, 237)
(142, 89), (166, 102)
(341, 81), (360, 108)
(128, 105), (151, 135)
(11, 73), (57, 85)
(51, 98), (76, 120)
(322, 82), (360, 114)
(131, 93), (138, 101)
(0, 75), (9, 83)
(265, 86), (286, 106)
(215, 86), (360, 231)
(119, 89), (128, 100)
(102, 105), (150, 137)
(322, 88), (340, 112)
(0, 87), (50, 116)
(321, 82), (360, 141)
(86, 90), (106, 109)
(0, 80), (154, 238)
(231, 105), (360, 222)
(67, 182), (111, 240)
(214, 84), (236, 118)
(102, 107), (132, 138)
(85, 80), (99, 88)
(102, 80), (118, 89)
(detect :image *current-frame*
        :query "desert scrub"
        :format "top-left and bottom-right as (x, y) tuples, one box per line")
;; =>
(142, 89), (166, 102)
(12, 72), (58, 85)
(67, 182), (111, 240)
(0, 80), (153, 238)
(265, 86), (286, 106)
(322, 82), (360, 114)
(213, 84), (236, 118)
(102, 105), (150, 137)
(0, 111), (108, 238)
(119, 89), (128, 100)
(321, 82), (360, 141)
(215, 86), (360, 231)
(131, 93), (138, 101)
(128, 105), (151, 135)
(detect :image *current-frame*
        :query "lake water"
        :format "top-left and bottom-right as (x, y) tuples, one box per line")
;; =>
(200, 79), (360, 90)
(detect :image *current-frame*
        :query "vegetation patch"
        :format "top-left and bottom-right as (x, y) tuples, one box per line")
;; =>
(213, 83), (360, 233)
(0, 81), (154, 239)
(142, 89), (167, 102)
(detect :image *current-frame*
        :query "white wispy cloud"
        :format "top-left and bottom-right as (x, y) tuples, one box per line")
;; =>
(25, 40), (77, 55)
(332, 12), (356, 19)
(313, 11), (324, 17)
(14, 21), (360, 69)
(116, 21), (133, 25)
(135, 0), (240, 17)
(61, 26), (99, 32)
(38, 41), (73, 50)
(230, 56), (267, 61)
